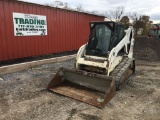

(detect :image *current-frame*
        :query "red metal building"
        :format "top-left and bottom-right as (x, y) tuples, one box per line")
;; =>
(0, 0), (104, 61)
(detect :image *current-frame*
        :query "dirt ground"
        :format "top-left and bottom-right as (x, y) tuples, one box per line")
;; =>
(134, 37), (160, 61)
(0, 58), (160, 120)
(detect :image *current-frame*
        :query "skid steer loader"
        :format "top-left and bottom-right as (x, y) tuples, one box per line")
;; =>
(48, 21), (135, 108)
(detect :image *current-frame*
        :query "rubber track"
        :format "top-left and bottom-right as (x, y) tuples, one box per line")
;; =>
(110, 57), (135, 90)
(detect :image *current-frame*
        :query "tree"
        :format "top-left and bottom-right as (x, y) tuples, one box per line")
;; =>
(129, 12), (140, 37)
(76, 4), (84, 12)
(44, 0), (102, 16)
(120, 16), (130, 28)
(90, 10), (99, 15)
(129, 12), (152, 36)
(140, 15), (152, 35)
(63, 2), (70, 9)
(44, 0), (71, 10)
(54, 0), (63, 7)
(104, 6), (125, 21)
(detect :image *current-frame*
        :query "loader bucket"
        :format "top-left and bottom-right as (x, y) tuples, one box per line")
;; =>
(47, 67), (116, 108)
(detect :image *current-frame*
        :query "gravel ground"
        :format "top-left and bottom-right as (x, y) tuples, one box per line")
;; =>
(134, 37), (160, 61)
(0, 58), (160, 120)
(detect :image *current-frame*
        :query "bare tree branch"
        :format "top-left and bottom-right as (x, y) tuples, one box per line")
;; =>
(76, 4), (84, 12)
(103, 6), (125, 21)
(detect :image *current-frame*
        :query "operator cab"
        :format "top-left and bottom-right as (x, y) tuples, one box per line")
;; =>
(86, 21), (125, 57)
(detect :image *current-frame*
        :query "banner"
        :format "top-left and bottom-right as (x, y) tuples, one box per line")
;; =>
(13, 13), (47, 36)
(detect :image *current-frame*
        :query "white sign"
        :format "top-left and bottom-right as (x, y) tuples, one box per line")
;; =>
(13, 13), (47, 36)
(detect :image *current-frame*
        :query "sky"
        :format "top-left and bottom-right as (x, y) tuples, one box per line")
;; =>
(20, 0), (160, 23)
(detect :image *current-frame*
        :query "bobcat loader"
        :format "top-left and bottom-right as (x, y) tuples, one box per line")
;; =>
(48, 21), (135, 108)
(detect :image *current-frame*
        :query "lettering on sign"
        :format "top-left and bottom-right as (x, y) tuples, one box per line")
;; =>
(13, 13), (47, 36)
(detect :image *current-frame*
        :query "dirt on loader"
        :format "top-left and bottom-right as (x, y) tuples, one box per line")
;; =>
(0, 37), (160, 120)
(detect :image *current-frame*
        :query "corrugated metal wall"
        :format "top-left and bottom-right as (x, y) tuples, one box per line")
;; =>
(0, 0), (104, 61)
